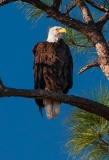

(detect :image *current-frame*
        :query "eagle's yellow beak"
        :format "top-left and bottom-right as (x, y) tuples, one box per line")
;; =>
(58, 28), (67, 34)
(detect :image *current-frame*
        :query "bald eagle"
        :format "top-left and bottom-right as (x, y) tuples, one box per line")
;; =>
(33, 26), (73, 119)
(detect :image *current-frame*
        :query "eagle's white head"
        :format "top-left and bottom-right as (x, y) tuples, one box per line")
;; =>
(47, 26), (67, 43)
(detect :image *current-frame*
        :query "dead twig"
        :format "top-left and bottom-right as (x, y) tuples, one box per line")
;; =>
(78, 61), (99, 74)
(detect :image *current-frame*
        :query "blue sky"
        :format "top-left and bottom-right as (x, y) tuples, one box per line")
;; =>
(0, 3), (109, 160)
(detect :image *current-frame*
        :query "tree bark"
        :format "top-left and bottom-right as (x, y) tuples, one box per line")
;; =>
(85, 0), (108, 12)
(76, 0), (94, 25)
(0, 84), (109, 121)
(85, 30), (109, 78)
(78, 62), (99, 74)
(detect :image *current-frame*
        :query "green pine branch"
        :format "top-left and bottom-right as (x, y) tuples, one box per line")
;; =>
(63, 83), (109, 160)
(15, 0), (51, 22)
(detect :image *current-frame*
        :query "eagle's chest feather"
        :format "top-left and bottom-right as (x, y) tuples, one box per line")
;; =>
(36, 44), (66, 65)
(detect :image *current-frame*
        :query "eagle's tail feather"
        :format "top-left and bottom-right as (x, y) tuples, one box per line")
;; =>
(43, 99), (60, 119)
(39, 107), (43, 117)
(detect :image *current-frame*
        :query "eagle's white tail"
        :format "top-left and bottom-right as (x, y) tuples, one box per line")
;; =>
(43, 99), (60, 119)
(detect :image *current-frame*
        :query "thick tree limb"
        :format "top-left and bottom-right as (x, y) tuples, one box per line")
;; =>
(76, 0), (94, 24)
(0, 79), (109, 121)
(78, 61), (99, 74)
(85, 0), (108, 12)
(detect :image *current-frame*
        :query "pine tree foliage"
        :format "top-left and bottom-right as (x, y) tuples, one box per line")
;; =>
(64, 84), (109, 160)
(15, 0), (51, 22)
(64, 28), (93, 52)
(64, 28), (97, 68)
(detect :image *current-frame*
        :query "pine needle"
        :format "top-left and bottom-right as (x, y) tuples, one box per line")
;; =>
(63, 82), (109, 159)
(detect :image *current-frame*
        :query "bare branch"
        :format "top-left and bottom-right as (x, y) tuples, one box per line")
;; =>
(85, 0), (108, 12)
(64, 2), (76, 15)
(0, 80), (109, 120)
(98, 134), (109, 146)
(51, 0), (61, 11)
(96, 12), (109, 31)
(76, 0), (94, 25)
(78, 62), (99, 74)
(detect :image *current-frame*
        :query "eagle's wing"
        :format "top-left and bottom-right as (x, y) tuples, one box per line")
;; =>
(33, 42), (46, 115)
(68, 47), (73, 89)
(59, 39), (73, 94)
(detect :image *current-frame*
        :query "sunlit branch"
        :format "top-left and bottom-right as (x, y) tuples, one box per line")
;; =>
(64, 2), (76, 15)
(76, 0), (94, 24)
(96, 12), (109, 30)
(78, 62), (99, 74)
(85, 0), (108, 12)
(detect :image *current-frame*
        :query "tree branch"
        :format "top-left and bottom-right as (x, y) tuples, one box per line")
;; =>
(0, 79), (109, 121)
(85, 0), (108, 12)
(64, 2), (76, 15)
(78, 61), (99, 74)
(76, 0), (94, 25)
(99, 137), (109, 146)
(99, 143), (109, 153)
(96, 12), (109, 31)
(51, 0), (61, 11)
(0, 0), (93, 36)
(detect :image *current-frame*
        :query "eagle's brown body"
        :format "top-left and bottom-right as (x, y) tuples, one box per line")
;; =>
(33, 39), (73, 116)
